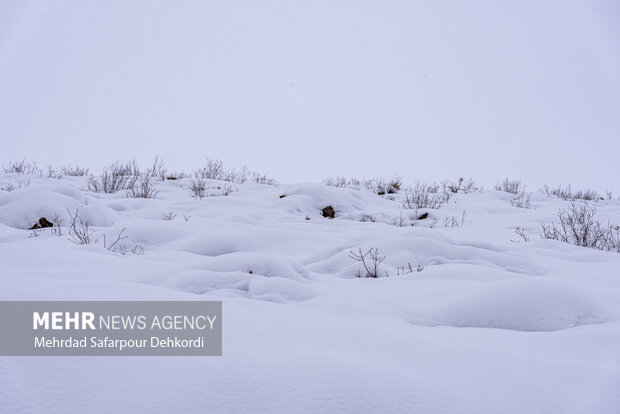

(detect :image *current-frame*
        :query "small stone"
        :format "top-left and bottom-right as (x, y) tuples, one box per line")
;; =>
(322, 206), (335, 219)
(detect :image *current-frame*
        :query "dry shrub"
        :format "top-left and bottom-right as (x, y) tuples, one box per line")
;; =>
(541, 201), (619, 253)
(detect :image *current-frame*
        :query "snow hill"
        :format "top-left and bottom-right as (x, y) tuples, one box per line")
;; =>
(1, 171), (619, 413)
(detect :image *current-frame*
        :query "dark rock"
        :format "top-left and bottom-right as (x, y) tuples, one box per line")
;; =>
(30, 217), (53, 230)
(322, 206), (335, 219)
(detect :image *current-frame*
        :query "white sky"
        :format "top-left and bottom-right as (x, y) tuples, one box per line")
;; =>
(1, 0), (619, 193)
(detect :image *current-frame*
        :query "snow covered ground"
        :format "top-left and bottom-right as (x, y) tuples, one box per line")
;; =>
(1, 171), (619, 413)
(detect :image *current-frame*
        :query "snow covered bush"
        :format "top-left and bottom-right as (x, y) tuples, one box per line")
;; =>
(250, 171), (278, 186)
(374, 177), (402, 195)
(515, 226), (529, 242)
(189, 178), (207, 199)
(195, 159), (234, 181)
(86, 158), (164, 197)
(126, 175), (159, 199)
(325, 176), (478, 197)
(189, 178), (233, 199)
(323, 176), (401, 195)
(143, 155), (167, 180)
(494, 178), (532, 208)
(443, 211), (467, 227)
(1, 178), (30, 192)
(102, 228), (128, 253)
(2, 159), (39, 174)
(391, 213), (407, 227)
(323, 176), (347, 187)
(395, 263), (424, 275)
(162, 211), (177, 221)
(349, 247), (385, 278)
(401, 183), (450, 209)
(541, 201), (620, 253)
(60, 165), (89, 176)
(47, 165), (89, 179)
(66, 209), (135, 254)
(85, 161), (140, 193)
(194, 158), (277, 185)
(67, 209), (93, 245)
(495, 178), (524, 194)
(46, 166), (65, 179)
(511, 189), (532, 209)
(542, 185), (600, 201)
(50, 213), (64, 236)
(444, 177), (482, 194)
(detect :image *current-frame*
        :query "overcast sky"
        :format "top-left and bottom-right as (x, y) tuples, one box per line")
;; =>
(1, 0), (619, 193)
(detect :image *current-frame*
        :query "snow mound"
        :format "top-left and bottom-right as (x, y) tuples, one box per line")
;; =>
(154, 269), (252, 295)
(309, 234), (545, 278)
(170, 229), (262, 257)
(409, 279), (608, 331)
(278, 184), (395, 219)
(146, 252), (315, 301)
(247, 277), (316, 302)
(0, 183), (117, 228)
(201, 252), (310, 280)
(150, 268), (315, 302)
